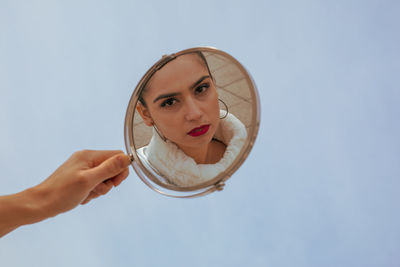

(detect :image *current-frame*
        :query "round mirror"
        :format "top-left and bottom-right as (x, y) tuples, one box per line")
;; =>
(124, 47), (260, 198)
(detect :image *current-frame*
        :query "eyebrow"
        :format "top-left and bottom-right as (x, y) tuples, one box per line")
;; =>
(153, 92), (180, 103)
(152, 75), (211, 103)
(191, 75), (210, 90)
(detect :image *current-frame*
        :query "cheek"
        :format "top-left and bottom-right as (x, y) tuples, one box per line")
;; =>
(211, 96), (220, 118)
(154, 110), (185, 138)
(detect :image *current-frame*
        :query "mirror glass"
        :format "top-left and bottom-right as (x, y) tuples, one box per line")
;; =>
(125, 47), (260, 197)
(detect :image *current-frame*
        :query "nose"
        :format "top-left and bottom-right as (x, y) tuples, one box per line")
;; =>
(184, 98), (203, 121)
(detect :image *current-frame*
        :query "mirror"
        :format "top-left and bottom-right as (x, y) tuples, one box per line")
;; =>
(124, 47), (260, 197)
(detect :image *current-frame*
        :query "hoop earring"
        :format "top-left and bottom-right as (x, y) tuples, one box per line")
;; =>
(153, 124), (166, 142)
(219, 98), (228, 119)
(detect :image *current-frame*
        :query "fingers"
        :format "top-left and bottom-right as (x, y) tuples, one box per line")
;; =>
(93, 180), (114, 195)
(110, 168), (129, 187)
(85, 150), (126, 168)
(81, 191), (100, 205)
(85, 153), (131, 185)
(81, 182), (111, 205)
(77, 150), (131, 206)
(80, 177), (125, 205)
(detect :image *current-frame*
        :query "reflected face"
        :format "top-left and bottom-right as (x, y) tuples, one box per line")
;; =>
(138, 53), (220, 152)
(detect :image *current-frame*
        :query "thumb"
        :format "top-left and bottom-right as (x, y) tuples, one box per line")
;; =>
(85, 153), (131, 184)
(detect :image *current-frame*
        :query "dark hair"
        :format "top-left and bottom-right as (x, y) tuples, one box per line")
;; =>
(138, 51), (213, 108)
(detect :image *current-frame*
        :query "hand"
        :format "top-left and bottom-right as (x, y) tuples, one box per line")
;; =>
(0, 150), (131, 237)
(35, 150), (131, 218)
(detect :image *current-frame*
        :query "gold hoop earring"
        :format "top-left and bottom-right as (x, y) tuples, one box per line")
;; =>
(219, 98), (228, 119)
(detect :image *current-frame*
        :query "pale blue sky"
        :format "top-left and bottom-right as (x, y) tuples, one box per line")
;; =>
(1, 1), (399, 266)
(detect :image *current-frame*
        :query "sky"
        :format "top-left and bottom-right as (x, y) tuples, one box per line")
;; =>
(1, 0), (399, 266)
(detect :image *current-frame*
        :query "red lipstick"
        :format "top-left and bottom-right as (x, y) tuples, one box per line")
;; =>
(188, 124), (210, 137)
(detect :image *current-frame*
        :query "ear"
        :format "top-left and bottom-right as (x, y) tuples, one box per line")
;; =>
(136, 103), (154, 126)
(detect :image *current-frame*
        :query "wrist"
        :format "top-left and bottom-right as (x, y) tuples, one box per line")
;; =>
(22, 186), (52, 223)
(12, 186), (51, 226)
(0, 186), (49, 237)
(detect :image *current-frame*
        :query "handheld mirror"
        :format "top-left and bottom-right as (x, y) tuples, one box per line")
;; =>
(124, 47), (260, 198)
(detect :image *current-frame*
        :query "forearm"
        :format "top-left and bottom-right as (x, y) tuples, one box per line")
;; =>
(0, 187), (47, 238)
(0, 151), (130, 238)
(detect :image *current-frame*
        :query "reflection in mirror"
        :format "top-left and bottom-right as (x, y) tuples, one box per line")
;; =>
(131, 49), (254, 188)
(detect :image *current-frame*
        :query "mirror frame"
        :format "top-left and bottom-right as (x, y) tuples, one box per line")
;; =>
(124, 46), (260, 198)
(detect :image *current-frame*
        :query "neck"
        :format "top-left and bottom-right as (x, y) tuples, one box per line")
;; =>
(180, 143), (210, 164)
(179, 139), (226, 164)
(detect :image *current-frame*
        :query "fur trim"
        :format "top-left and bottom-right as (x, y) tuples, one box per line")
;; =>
(138, 111), (247, 187)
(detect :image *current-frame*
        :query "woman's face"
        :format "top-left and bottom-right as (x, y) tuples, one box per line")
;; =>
(138, 53), (220, 153)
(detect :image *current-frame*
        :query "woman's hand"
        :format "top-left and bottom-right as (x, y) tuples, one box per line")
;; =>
(35, 150), (131, 217)
(0, 150), (131, 237)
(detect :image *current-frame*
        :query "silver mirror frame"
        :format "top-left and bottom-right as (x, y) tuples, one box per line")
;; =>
(124, 46), (260, 198)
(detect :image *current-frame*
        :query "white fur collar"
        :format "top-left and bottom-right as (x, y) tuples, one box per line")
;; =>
(139, 111), (247, 187)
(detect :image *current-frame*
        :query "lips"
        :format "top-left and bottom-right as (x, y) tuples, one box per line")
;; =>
(187, 124), (210, 137)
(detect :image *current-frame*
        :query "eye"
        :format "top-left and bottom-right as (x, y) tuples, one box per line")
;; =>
(194, 83), (210, 95)
(160, 98), (177, 108)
